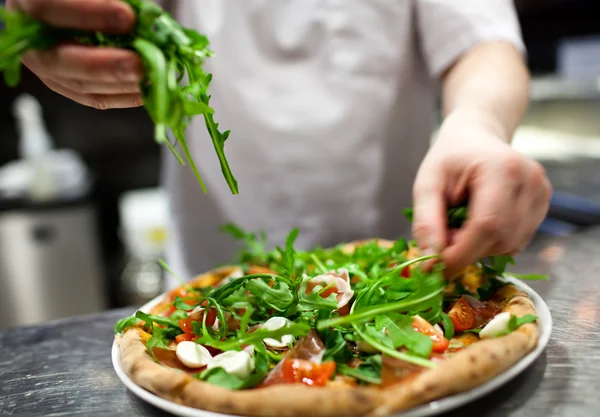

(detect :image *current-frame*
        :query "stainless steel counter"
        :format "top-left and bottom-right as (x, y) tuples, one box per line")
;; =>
(1, 229), (599, 417)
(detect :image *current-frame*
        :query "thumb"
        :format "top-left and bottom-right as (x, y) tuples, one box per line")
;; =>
(412, 171), (447, 256)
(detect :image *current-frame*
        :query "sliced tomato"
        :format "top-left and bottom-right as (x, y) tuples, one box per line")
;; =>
(178, 317), (194, 335)
(412, 316), (449, 353)
(447, 296), (475, 332)
(179, 308), (217, 335)
(175, 333), (197, 343)
(280, 359), (336, 386)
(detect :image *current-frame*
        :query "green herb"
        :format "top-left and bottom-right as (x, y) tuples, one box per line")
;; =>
(195, 322), (311, 351)
(463, 329), (481, 334)
(114, 316), (142, 334)
(277, 228), (299, 280)
(502, 314), (537, 336)
(297, 277), (339, 312)
(197, 367), (247, 390)
(351, 321), (436, 368)
(220, 224), (269, 264)
(376, 314), (433, 358)
(169, 309), (189, 321)
(0, 1), (238, 193)
(338, 355), (383, 384)
(508, 273), (549, 281)
(321, 329), (351, 363)
(403, 206), (466, 228)
(246, 279), (295, 312)
(173, 296), (201, 311)
(135, 311), (180, 329)
(439, 312), (455, 340)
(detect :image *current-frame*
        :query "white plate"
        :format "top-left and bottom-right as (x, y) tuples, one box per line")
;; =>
(112, 276), (552, 417)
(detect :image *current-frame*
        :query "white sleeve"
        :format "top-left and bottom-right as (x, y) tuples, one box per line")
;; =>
(416, 0), (526, 78)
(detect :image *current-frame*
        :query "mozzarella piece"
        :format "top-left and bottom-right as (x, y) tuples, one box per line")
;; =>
(176, 342), (213, 368)
(208, 350), (255, 379)
(262, 317), (294, 348)
(307, 268), (354, 309)
(479, 312), (512, 339)
(434, 324), (444, 335)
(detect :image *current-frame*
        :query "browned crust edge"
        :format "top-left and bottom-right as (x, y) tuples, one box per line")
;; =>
(116, 239), (539, 417)
(118, 328), (381, 417)
(369, 285), (539, 416)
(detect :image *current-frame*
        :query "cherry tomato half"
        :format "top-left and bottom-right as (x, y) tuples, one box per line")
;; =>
(447, 296), (475, 332)
(281, 359), (336, 386)
(412, 316), (450, 353)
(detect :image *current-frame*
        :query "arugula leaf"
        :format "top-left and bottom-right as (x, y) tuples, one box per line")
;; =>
(209, 276), (251, 302)
(246, 279), (295, 312)
(352, 322), (436, 368)
(483, 255), (515, 275)
(169, 309), (189, 321)
(114, 316), (141, 334)
(376, 314), (433, 358)
(321, 329), (351, 363)
(508, 273), (549, 281)
(318, 284), (444, 329)
(135, 311), (180, 329)
(146, 326), (172, 351)
(220, 223), (269, 263)
(338, 355), (382, 384)
(0, 1), (238, 194)
(197, 367), (246, 389)
(439, 312), (455, 340)
(298, 277), (339, 312)
(277, 228), (299, 279)
(447, 206), (468, 228)
(404, 206), (467, 229)
(364, 324), (394, 349)
(196, 322), (311, 351)
(506, 314), (537, 333)
(403, 208), (414, 222)
(173, 296), (201, 311)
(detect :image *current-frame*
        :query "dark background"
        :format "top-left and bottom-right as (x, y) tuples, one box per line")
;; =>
(0, 0), (598, 307)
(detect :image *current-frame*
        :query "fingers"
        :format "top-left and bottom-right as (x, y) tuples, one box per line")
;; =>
(505, 161), (552, 255)
(22, 45), (143, 83)
(412, 168), (448, 255)
(42, 77), (143, 109)
(442, 158), (524, 274)
(14, 0), (135, 33)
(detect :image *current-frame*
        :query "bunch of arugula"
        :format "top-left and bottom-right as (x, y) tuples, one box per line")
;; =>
(0, 0), (237, 194)
(114, 204), (546, 389)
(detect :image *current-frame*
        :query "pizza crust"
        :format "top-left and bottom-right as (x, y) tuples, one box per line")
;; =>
(117, 239), (540, 417)
(369, 285), (539, 416)
(118, 328), (381, 417)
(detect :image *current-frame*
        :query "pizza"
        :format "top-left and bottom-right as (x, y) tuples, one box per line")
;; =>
(114, 211), (543, 417)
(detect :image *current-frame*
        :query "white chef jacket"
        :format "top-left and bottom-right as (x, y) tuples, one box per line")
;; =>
(161, 0), (524, 288)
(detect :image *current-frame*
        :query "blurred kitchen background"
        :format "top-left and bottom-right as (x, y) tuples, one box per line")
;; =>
(1, 0), (600, 329)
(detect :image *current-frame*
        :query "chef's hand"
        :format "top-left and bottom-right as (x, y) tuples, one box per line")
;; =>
(412, 110), (552, 276)
(8, 0), (144, 109)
